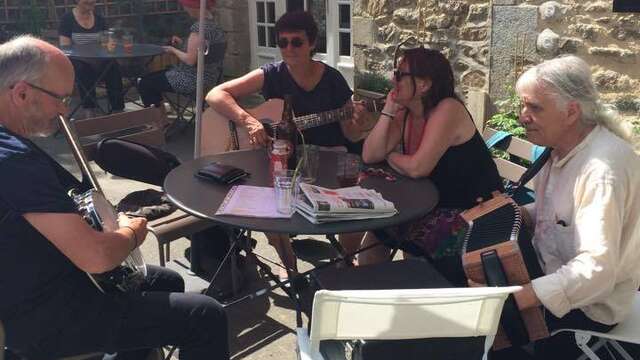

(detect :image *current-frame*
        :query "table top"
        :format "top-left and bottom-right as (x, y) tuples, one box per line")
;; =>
(61, 43), (164, 60)
(164, 149), (439, 235)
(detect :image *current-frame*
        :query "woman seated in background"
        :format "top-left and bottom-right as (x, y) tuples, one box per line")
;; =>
(357, 47), (503, 286)
(59, 0), (124, 114)
(137, 0), (225, 108)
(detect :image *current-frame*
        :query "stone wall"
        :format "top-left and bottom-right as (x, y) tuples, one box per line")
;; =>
(215, 0), (251, 77)
(353, 0), (491, 95)
(353, 0), (640, 109)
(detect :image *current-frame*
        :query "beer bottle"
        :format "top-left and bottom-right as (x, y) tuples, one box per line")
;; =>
(280, 94), (298, 170)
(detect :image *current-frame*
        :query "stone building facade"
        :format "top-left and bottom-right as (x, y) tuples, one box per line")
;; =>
(214, 0), (251, 77)
(352, 0), (640, 107)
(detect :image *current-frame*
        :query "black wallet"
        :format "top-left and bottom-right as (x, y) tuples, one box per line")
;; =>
(195, 162), (249, 184)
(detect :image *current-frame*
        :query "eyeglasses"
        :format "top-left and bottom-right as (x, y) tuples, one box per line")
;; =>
(24, 82), (72, 107)
(277, 37), (304, 49)
(393, 70), (414, 82)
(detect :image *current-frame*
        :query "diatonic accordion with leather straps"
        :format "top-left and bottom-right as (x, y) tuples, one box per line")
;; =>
(460, 193), (549, 349)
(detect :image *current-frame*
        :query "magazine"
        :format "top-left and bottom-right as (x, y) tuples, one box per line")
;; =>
(296, 183), (397, 224)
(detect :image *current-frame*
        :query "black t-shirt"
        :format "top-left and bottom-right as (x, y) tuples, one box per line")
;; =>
(261, 61), (353, 147)
(0, 126), (97, 322)
(58, 11), (107, 45)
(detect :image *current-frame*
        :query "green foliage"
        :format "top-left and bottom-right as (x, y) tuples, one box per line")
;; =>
(15, 1), (47, 36)
(355, 72), (393, 95)
(486, 87), (526, 139)
(613, 95), (640, 114)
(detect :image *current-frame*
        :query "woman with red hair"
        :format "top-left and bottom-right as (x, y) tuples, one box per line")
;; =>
(138, 0), (225, 107)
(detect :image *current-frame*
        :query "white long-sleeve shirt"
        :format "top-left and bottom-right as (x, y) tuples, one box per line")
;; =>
(524, 125), (640, 325)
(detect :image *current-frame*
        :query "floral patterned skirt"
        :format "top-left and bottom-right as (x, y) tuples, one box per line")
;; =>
(405, 208), (469, 259)
(378, 208), (470, 286)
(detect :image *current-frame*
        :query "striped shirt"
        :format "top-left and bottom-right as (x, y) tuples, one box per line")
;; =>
(58, 11), (106, 45)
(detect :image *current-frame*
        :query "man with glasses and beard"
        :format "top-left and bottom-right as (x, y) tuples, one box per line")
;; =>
(206, 11), (368, 281)
(0, 35), (229, 360)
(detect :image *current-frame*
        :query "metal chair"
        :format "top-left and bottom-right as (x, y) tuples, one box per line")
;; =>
(550, 291), (640, 360)
(163, 41), (226, 138)
(296, 286), (522, 360)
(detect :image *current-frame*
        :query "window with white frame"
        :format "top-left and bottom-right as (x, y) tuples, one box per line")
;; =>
(255, 1), (277, 48)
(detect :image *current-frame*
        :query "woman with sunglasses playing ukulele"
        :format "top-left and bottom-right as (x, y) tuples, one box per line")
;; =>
(206, 11), (367, 281)
(357, 47), (503, 286)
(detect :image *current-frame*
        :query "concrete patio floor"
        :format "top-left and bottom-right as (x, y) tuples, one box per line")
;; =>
(35, 101), (331, 360)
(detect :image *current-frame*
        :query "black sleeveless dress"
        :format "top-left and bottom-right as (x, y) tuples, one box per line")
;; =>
(395, 106), (502, 260)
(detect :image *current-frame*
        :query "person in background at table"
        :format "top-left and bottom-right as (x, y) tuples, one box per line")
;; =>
(59, 0), (125, 114)
(357, 47), (503, 286)
(492, 55), (640, 359)
(0, 35), (229, 360)
(206, 11), (369, 280)
(137, 0), (225, 108)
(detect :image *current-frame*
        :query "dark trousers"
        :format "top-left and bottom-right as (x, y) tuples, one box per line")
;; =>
(71, 59), (125, 111)
(138, 70), (175, 107)
(491, 308), (616, 360)
(6, 265), (229, 360)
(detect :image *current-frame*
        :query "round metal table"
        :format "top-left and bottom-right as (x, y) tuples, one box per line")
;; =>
(164, 149), (439, 235)
(61, 43), (164, 60)
(62, 43), (164, 117)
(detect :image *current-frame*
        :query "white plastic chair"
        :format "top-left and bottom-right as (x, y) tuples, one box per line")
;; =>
(296, 286), (522, 360)
(550, 291), (640, 360)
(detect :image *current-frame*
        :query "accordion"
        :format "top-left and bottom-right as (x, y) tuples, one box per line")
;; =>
(460, 193), (549, 349)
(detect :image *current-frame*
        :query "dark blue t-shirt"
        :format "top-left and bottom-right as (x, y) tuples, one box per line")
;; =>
(0, 126), (96, 323)
(261, 61), (353, 147)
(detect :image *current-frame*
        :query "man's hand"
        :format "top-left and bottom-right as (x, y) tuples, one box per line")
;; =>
(245, 118), (269, 146)
(118, 213), (148, 247)
(163, 46), (176, 55)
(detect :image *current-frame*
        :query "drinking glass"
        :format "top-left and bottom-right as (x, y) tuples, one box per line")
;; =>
(274, 170), (300, 216)
(122, 34), (133, 53)
(100, 30), (110, 49)
(336, 153), (362, 187)
(105, 31), (117, 53)
(296, 144), (320, 184)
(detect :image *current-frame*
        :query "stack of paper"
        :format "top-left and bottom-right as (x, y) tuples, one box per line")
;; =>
(296, 183), (398, 224)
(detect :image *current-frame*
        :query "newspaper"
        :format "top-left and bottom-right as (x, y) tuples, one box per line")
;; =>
(296, 183), (397, 224)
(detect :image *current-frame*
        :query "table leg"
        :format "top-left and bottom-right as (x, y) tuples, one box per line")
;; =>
(69, 60), (116, 119)
(325, 234), (355, 267)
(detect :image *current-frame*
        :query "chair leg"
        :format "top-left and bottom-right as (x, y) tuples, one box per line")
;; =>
(574, 333), (601, 360)
(165, 243), (171, 262)
(158, 242), (166, 267)
(607, 340), (634, 360)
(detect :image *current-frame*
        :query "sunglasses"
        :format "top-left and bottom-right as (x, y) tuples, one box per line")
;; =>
(23, 82), (72, 107)
(393, 70), (414, 82)
(277, 37), (304, 49)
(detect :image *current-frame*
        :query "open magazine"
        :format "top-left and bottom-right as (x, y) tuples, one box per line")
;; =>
(296, 183), (398, 224)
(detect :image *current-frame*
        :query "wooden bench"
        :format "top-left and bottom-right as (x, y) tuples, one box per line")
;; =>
(466, 90), (538, 190)
(481, 127), (538, 190)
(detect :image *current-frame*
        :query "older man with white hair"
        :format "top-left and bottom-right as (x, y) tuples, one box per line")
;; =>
(0, 35), (229, 360)
(496, 55), (640, 359)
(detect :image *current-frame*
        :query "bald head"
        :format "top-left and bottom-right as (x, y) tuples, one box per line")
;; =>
(0, 35), (73, 90)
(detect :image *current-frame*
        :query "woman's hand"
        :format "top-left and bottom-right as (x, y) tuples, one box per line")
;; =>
(163, 46), (176, 55)
(381, 88), (403, 116)
(245, 118), (269, 146)
(351, 101), (370, 129)
(171, 35), (183, 47)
